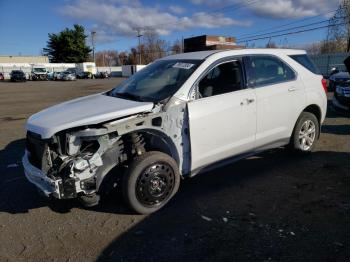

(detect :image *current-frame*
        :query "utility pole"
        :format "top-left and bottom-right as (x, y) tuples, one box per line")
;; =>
(347, 25), (350, 52)
(136, 28), (143, 65)
(181, 36), (184, 53)
(345, 0), (350, 52)
(91, 31), (96, 63)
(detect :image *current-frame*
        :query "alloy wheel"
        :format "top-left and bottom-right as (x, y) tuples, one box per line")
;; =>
(298, 120), (316, 151)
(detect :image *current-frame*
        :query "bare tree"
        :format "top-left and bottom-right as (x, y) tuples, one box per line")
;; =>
(265, 41), (277, 48)
(171, 40), (182, 54)
(305, 42), (322, 55)
(128, 48), (138, 65)
(118, 51), (129, 65)
(325, 0), (350, 53)
(141, 30), (168, 64)
(95, 50), (119, 66)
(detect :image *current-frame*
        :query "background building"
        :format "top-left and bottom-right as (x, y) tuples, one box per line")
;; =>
(184, 35), (245, 53)
(0, 55), (49, 64)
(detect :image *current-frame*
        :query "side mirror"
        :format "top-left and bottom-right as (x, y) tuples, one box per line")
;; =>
(330, 67), (339, 76)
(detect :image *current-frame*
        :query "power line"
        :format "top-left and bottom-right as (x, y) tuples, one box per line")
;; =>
(236, 8), (340, 39)
(237, 22), (348, 43)
(237, 17), (347, 42)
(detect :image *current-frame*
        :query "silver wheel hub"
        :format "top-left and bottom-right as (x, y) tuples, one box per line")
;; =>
(298, 120), (316, 151)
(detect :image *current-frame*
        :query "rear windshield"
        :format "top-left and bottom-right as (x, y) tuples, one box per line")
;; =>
(289, 55), (320, 75)
(12, 70), (24, 74)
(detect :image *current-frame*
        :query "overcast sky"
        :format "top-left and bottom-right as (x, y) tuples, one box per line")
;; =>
(0, 0), (342, 55)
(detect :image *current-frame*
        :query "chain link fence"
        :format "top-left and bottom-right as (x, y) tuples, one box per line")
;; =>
(309, 53), (349, 77)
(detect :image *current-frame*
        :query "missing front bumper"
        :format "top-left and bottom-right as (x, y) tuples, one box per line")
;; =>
(22, 150), (62, 198)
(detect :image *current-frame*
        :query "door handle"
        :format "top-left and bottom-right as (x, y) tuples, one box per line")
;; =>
(288, 87), (297, 92)
(241, 98), (255, 105)
(246, 98), (255, 104)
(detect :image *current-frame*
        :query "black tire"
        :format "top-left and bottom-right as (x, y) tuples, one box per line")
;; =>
(79, 193), (100, 207)
(289, 112), (319, 153)
(123, 151), (180, 214)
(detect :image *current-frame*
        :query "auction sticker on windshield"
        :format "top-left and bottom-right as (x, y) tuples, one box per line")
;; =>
(173, 62), (195, 70)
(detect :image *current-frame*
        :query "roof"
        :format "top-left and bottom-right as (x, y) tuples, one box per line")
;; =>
(161, 48), (306, 61)
(161, 50), (221, 60)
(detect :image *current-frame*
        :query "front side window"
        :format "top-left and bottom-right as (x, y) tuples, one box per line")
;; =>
(245, 56), (296, 87)
(108, 59), (202, 102)
(197, 60), (244, 98)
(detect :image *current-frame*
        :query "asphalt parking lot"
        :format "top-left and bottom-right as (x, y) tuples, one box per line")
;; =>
(0, 79), (350, 261)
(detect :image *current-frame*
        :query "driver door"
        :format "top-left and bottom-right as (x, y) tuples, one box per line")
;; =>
(187, 59), (257, 171)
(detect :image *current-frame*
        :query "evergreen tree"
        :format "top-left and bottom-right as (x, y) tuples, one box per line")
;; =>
(44, 24), (92, 63)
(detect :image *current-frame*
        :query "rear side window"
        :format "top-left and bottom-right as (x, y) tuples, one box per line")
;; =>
(289, 55), (320, 75)
(245, 55), (296, 87)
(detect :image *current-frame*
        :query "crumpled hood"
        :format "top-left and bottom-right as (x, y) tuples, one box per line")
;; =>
(26, 94), (154, 138)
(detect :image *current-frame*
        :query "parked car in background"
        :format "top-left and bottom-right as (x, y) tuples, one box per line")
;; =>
(67, 68), (77, 74)
(94, 71), (109, 79)
(53, 72), (63, 80)
(61, 71), (76, 81)
(30, 67), (48, 81)
(0, 72), (4, 80)
(332, 56), (350, 112)
(10, 70), (26, 82)
(23, 49), (327, 214)
(47, 71), (55, 80)
(77, 71), (93, 79)
(328, 67), (350, 92)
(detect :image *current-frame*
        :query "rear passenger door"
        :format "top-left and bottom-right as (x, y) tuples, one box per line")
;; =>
(244, 55), (306, 148)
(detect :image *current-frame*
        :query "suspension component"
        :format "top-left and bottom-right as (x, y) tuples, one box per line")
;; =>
(129, 133), (145, 156)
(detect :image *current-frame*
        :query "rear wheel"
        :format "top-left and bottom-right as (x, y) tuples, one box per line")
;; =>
(289, 112), (319, 153)
(122, 151), (180, 214)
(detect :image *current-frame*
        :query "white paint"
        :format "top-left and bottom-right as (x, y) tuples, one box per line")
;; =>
(188, 89), (256, 170)
(254, 79), (306, 147)
(26, 94), (154, 138)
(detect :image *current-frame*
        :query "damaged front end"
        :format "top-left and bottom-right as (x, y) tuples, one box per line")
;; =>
(24, 127), (123, 200)
(22, 101), (190, 206)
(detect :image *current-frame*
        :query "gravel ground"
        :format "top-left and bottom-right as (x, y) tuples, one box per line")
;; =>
(0, 79), (349, 262)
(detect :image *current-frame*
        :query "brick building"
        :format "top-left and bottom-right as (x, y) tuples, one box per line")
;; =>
(184, 35), (245, 53)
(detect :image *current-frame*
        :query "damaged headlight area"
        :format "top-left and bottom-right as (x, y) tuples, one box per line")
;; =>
(25, 128), (123, 201)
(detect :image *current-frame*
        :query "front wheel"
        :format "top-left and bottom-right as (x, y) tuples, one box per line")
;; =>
(289, 112), (319, 153)
(122, 151), (180, 214)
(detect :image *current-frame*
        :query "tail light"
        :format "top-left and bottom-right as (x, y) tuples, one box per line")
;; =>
(321, 78), (328, 93)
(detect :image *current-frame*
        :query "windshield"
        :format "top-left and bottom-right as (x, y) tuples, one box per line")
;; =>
(34, 68), (46, 72)
(12, 70), (24, 74)
(108, 59), (202, 102)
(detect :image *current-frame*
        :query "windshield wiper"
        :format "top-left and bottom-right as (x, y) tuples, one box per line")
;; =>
(112, 92), (145, 102)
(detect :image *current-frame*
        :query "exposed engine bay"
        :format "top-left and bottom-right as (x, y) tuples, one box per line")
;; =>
(24, 102), (190, 206)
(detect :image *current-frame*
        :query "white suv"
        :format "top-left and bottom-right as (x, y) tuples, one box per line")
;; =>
(23, 49), (327, 214)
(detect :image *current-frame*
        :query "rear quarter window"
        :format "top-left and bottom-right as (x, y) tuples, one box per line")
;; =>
(289, 55), (320, 75)
(245, 55), (296, 87)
